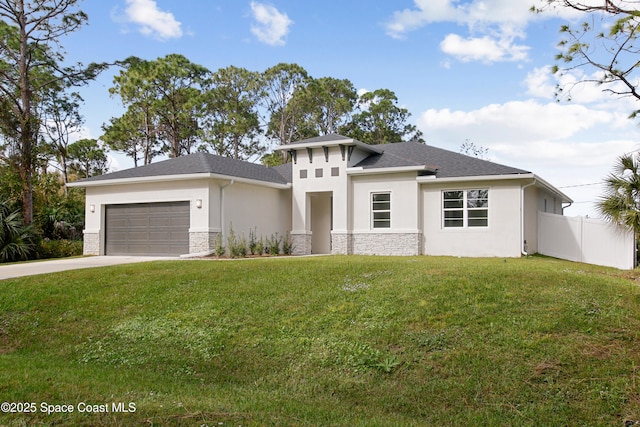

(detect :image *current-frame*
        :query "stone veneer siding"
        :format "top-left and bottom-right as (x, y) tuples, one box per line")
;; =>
(350, 232), (422, 256)
(189, 231), (221, 254)
(83, 232), (100, 255)
(331, 232), (352, 255)
(291, 232), (312, 255)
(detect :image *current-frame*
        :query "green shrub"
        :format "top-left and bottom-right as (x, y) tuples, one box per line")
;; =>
(36, 239), (83, 259)
(282, 232), (294, 255)
(214, 234), (225, 257)
(227, 224), (247, 258)
(266, 233), (281, 256)
(0, 199), (35, 263)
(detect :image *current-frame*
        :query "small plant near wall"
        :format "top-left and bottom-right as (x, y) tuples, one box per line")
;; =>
(214, 234), (225, 257)
(266, 233), (281, 256)
(227, 224), (247, 258)
(282, 232), (294, 255)
(211, 226), (292, 258)
(249, 227), (264, 256)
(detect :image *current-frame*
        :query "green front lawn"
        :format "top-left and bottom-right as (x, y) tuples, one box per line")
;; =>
(1, 255), (639, 426)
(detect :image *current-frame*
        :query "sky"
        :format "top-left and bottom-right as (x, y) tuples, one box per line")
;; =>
(60, 0), (640, 217)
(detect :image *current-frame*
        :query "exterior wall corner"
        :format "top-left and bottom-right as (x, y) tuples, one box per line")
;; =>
(83, 232), (100, 256)
(291, 231), (312, 255)
(189, 231), (221, 254)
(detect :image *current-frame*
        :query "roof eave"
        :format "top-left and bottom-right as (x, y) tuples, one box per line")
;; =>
(347, 165), (431, 175)
(532, 174), (573, 204)
(67, 173), (292, 190)
(277, 138), (383, 154)
(417, 173), (573, 203)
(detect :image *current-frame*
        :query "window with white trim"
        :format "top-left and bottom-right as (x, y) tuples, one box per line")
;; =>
(371, 192), (391, 228)
(443, 189), (488, 228)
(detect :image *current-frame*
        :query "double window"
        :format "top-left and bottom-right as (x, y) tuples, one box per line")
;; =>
(443, 189), (488, 228)
(371, 192), (391, 228)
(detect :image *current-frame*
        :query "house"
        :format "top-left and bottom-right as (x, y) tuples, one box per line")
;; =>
(68, 134), (572, 258)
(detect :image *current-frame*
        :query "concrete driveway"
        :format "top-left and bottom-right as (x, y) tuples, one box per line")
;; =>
(0, 256), (178, 280)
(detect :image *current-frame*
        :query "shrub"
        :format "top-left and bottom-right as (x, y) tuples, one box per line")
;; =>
(266, 233), (281, 256)
(227, 224), (247, 258)
(282, 232), (294, 255)
(249, 228), (260, 255)
(36, 239), (83, 259)
(214, 234), (225, 257)
(0, 199), (35, 263)
(255, 236), (264, 256)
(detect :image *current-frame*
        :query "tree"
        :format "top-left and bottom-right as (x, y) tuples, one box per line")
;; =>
(203, 66), (263, 160)
(68, 138), (107, 179)
(40, 87), (84, 186)
(101, 107), (161, 167)
(293, 77), (358, 137)
(105, 57), (161, 166)
(341, 89), (424, 144)
(108, 54), (209, 159)
(535, 1), (640, 115)
(262, 63), (310, 145)
(597, 152), (640, 237)
(460, 139), (490, 160)
(0, 0), (107, 224)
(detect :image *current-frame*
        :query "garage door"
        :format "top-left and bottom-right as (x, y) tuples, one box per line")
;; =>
(105, 202), (190, 256)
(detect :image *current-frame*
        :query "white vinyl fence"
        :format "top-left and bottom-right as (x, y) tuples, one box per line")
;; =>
(538, 212), (636, 270)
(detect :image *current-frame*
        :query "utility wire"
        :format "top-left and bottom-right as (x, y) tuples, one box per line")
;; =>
(558, 182), (602, 189)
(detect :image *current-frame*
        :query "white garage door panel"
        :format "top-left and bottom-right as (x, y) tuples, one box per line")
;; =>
(105, 202), (190, 256)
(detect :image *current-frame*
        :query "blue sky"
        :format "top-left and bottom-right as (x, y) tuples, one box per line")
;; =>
(62, 0), (640, 217)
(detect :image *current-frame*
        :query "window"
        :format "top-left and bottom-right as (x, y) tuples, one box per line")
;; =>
(300, 169), (307, 179)
(331, 167), (339, 177)
(315, 168), (323, 178)
(372, 192), (391, 228)
(443, 189), (488, 228)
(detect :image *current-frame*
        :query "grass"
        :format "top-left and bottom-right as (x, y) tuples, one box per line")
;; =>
(1, 255), (640, 426)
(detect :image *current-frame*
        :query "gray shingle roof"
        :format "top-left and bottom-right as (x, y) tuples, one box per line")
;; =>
(75, 138), (529, 187)
(289, 133), (352, 145)
(355, 141), (530, 178)
(77, 152), (291, 185)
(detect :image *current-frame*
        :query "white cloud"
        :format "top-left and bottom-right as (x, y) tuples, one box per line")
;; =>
(440, 31), (529, 63)
(124, 0), (183, 41)
(249, 1), (293, 46)
(384, 0), (565, 63)
(419, 100), (611, 143)
(385, 0), (541, 38)
(524, 66), (640, 118)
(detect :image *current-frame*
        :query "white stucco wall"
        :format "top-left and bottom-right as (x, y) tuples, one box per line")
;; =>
(350, 172), (420, 232)
(290, 145), (350, 234)
(83, 177), (290, 255)
(223, 182), (291, 242)
(421, 181), (523, 258)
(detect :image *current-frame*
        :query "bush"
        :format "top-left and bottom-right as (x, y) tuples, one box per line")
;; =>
(0, 199), (35, 263)
(214, 234), (225, 257)
(227, 224), (247, 258)
(36, 239), (83, 259)
(282, 232), (294, 255)
(266, 233), (281, 256)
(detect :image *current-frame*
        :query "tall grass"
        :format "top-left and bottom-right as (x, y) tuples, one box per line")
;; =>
(0, 255), (639, 426)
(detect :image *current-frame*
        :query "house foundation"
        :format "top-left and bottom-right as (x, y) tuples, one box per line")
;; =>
(83, 232), (100, 256)
(189, 231), (221, 254)
(350, 232), (422, 256)
(291, 231), (312, 255)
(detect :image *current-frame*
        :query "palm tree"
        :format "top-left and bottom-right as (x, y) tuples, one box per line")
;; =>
(598, 153), (640, 237)
(0, 200), (35, 262)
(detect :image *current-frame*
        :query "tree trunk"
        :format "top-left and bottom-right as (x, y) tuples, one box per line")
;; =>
(18, 0), (33, 224)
